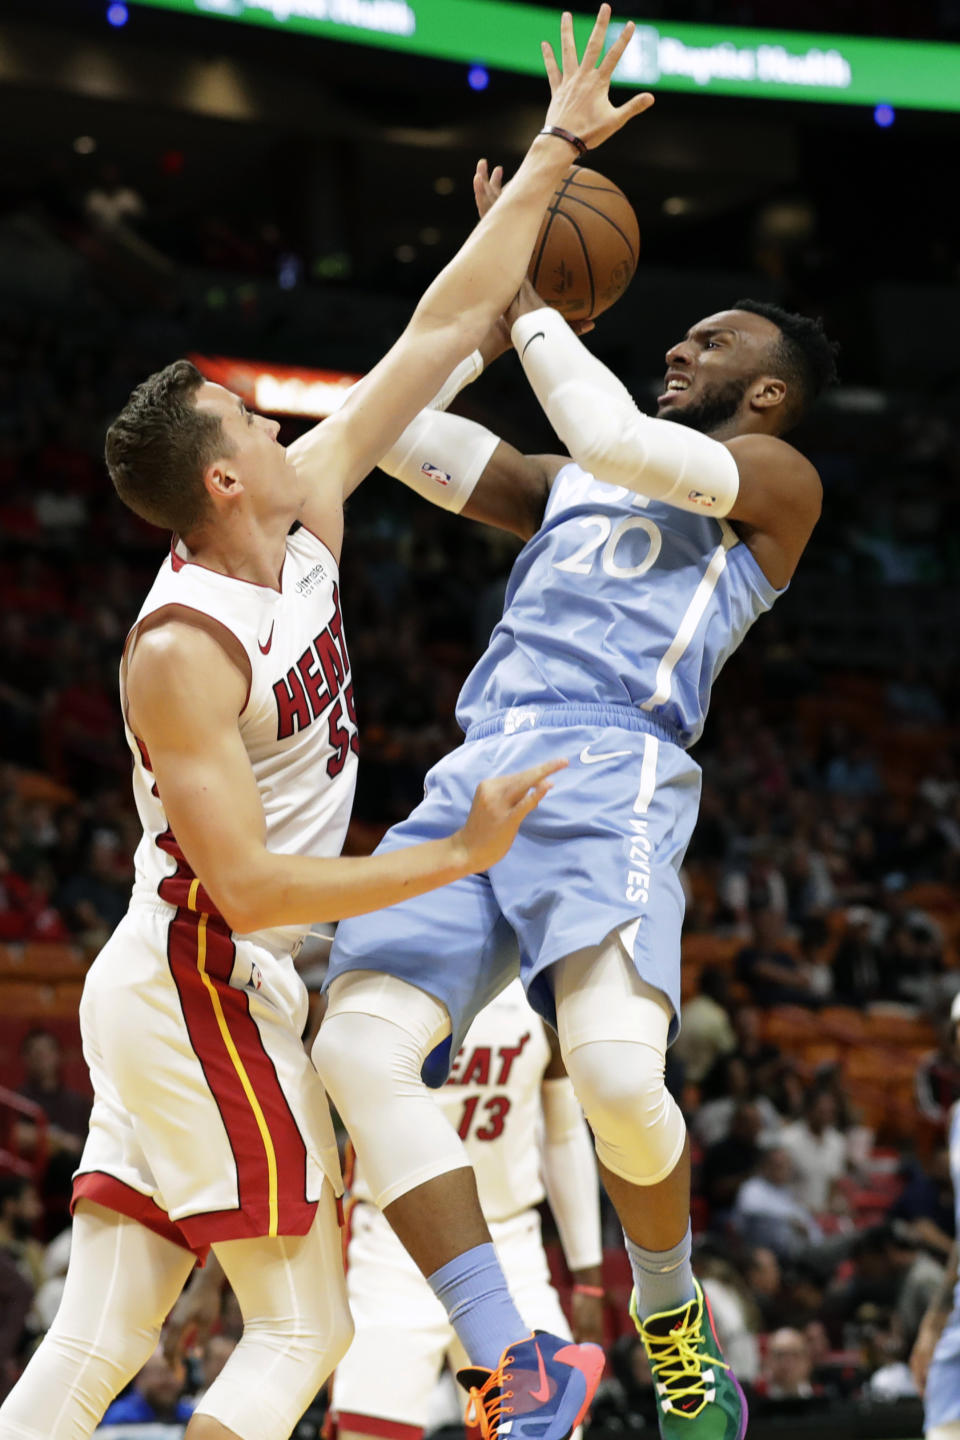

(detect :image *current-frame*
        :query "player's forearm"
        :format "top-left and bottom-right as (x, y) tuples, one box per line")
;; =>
(512, 306), (741, 517)
(216, 837), (472, 934)
(411, 137), (573, 344)
(541, 1077), (603, 1272)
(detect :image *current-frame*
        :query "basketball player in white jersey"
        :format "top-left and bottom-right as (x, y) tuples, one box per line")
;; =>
(0, 15), (655, 1440)
(313, 166), (837, 1440)
(332, 979), (603, 1440)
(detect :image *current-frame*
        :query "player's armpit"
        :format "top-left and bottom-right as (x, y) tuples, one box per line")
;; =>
(723, 433), (823, 589)
(462, 446), (566, 541)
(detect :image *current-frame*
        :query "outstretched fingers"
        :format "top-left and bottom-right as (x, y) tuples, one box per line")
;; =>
(613, 91), (656, 129)
(559, 10), (579, 75)
(581, 2), (613, 71)
(541, 39), (562, 92)
(598, 17), (636, 78)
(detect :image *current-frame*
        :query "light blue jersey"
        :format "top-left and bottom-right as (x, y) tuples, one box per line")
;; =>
(457, 463), (782, 748)
(925, 1104), (960, 1432)
(328, 461), (786, 1076)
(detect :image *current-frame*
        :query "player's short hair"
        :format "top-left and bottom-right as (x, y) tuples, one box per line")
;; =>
(105, 359), (231, 536)
(732, 298), (839, 430)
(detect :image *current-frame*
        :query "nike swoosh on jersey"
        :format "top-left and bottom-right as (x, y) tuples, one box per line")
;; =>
(579, 744), (633, 765)
(530, 1342), (552, 1403)
(258, 622), (275, 655)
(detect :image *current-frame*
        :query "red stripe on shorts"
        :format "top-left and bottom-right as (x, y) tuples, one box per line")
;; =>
(71, 1170), (210, 1262)
(166, 908), (317, 1246)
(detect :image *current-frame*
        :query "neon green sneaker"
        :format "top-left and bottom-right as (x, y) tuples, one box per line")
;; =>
(629, 1280), (748, 1439)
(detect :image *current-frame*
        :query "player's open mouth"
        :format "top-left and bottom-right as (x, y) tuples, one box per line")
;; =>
(657, 375), (691, 403)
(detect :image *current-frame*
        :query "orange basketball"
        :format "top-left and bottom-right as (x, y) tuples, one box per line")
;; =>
(528, 165), (640, 322)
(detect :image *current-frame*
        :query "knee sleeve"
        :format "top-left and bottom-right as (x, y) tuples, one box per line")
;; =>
(554, 935), (686, 1187)
(197, 1190), (354, 1440)
(313, 973), (470, 1209)
(562, 1038), (685, 1186)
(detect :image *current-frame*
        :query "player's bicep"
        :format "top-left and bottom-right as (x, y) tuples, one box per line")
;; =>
(127, 625), (268, 925)
(462, 447), (564, 540)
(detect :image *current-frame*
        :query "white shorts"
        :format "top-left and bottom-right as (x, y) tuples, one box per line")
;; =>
(74, 900), (342, 1257)
(332, 1203), (571, 1434)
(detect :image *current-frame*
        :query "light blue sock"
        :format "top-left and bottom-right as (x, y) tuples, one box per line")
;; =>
(427, 1243), (527, 1370)
(626, 1222), (696, 1320)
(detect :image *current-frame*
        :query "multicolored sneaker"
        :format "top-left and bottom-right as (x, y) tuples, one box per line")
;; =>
(458, 1331), (605, 1440)
(629, 1281), (747, 1439)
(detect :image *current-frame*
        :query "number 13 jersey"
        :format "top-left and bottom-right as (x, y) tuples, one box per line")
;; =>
(456, 462), (783, 748)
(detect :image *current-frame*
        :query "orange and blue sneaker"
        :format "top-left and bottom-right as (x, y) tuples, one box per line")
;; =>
(458, 1330), (605, 1440)
(630, 1281), (747, 1439)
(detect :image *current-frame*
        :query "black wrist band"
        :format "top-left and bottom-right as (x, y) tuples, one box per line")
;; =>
(539, 125), (588, 156)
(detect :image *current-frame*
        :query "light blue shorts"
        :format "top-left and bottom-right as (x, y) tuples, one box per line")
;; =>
(926, 1316), (960, 1431)
(326, 704), (701, 1085)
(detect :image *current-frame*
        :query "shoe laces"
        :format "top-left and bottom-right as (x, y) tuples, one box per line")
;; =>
(464, 1356), (515, 1440)
(638, 1309), (730, 1413)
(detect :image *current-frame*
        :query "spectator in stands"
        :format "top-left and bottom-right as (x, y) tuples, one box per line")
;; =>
(0, 1178), (37, 1402)
(735, 907), (823, 1007)
(53, 831), (128, 946)
(831, 905), (887, 1004)
(670, 966), (736, 1085)
(822, 1224), (920, 1342)
(14, 1028), (90, 1226)
(890, 1145), (955, 1259)
(756, 1326), (819, 1400)
(779, 1088), (851, 1212)
(916, 1016), (960, 1128)
(100, 1347), (195, 1427)
(696, 1251), (761, 1384)
(693, 1054), (782, 1147)
(782, 836), (837, 927)
(731, 1004), (782, 1094)
(743, 1245), (783, 1330)
(719, 845), (788, 933)
(731, 1146), (824, 1261)
(701, 1101), (764, 1218)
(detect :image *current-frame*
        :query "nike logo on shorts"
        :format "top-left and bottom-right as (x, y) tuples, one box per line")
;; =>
(258, 622), (275, 655)
(579, 743), (632, 765)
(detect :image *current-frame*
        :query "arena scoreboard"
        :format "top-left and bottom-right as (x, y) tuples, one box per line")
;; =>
(128, 0), (960, 113)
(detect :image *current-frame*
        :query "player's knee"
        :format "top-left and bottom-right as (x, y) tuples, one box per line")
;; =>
(50, 1315), (162, 1405)
(313, 1011), (430, 1114)
(564, 1038), (685, 1186)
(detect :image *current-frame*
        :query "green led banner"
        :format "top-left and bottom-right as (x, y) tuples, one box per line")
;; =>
(130, 0), (960, 113)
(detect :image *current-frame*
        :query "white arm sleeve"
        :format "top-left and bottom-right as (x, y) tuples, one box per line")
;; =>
(512, 307), (740, 518)
(540, 1076), (603, 1273)
(375, 349), (500, 513)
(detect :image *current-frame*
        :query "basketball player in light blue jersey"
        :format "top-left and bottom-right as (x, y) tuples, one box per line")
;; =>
(911, 992), (960, 1439)
(313, 162), (837, 1440)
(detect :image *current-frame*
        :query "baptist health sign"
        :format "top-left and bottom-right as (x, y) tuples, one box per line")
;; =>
(613, 23), (851, 95)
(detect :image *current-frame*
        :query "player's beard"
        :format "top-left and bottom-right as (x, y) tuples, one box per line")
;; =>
(660, 374), (755, 436)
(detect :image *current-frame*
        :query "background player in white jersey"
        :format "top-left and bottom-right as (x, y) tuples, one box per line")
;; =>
(333, 979), (603, 1440)
(0, 16), (655, 1440)
(911, 993), (960, 1439)
(314, 169), (838, 1440)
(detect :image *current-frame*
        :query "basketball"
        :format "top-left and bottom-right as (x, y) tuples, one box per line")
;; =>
(528, 165), (640, 322)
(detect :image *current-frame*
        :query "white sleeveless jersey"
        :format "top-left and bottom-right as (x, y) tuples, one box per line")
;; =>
(125, 524), (359, 955)
(350, 980), (552, 1223)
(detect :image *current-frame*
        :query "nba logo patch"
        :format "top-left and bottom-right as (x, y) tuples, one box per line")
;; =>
(686, 489), (718, 510)
(421, 462), (452, 487)
(504, 707), (539, 735)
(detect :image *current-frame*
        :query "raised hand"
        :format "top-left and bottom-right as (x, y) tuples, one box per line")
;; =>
(457, 758), (567, 873)
(473, 159), (595, 337)
(541, 5), (654, 150)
